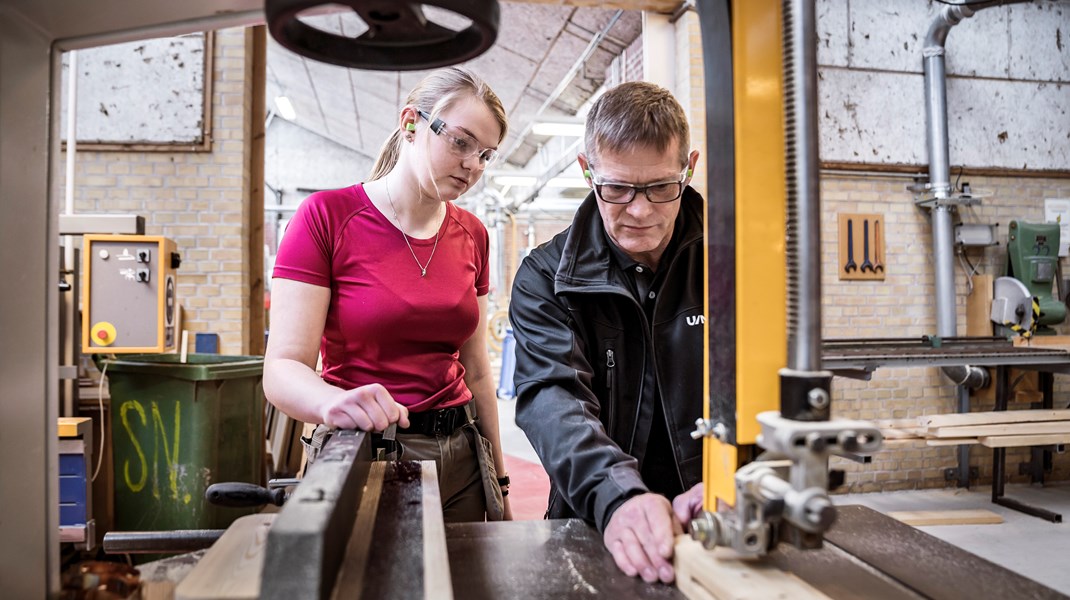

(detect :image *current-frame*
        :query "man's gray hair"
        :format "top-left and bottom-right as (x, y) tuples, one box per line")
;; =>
(584, 81), (690, 167)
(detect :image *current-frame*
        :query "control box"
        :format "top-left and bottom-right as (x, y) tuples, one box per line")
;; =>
(82, 235), (179, 354)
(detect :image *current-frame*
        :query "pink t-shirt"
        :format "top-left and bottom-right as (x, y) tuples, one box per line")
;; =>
(273, 184), (489, 413)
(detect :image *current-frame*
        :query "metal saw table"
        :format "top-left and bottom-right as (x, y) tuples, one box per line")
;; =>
(169, 430), (1064, 599)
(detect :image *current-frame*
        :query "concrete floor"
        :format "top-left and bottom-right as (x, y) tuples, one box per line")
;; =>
(495, 399), (1070, 594)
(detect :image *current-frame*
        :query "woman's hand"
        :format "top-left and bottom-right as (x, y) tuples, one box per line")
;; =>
(320, 383), (410, 432)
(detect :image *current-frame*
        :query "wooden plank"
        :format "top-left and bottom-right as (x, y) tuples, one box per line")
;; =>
(979, 433), (1070, 448)
(245, 25), (266, 356)
(887, 509), (1003, 527)
(879, 428), (924, 440)
(674, 536), (830, 600)
(931, 420), (1070, 438)
(1012, 334), (1070, 348)
(174, 513), (275, 600)
(919, 409), (1070, 429)
(420, 462), (453, 600)
(925, 438), (978, 447)
(330, 461), (386, 599)
(966, 274), (994, 336)
(874, 417), (922, 429)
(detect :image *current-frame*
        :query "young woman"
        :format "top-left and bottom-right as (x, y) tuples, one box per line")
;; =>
(264, 67), (511, 521)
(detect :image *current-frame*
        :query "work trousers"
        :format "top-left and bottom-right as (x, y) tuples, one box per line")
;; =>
(389, 426), (487, 523)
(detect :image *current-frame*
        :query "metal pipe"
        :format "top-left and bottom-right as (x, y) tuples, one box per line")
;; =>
(783, 0), (822, 372)
(103, 530), (223, 554)
(921, 1), (1029, 387)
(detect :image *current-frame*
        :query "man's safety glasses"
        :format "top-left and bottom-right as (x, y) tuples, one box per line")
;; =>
(588, 167), (688, 204)
(418, 109), (499, 166)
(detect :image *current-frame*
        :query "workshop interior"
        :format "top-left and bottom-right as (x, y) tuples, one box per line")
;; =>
(2, 0), (1070, 598)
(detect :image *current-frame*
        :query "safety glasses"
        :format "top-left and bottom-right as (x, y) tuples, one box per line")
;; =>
(417, 109), (499, 166)
(588, 167), (688, 204)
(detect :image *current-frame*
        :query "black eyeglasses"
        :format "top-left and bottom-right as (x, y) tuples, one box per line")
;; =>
(417, 109), (499, 166)
(588, 167), (688, 204)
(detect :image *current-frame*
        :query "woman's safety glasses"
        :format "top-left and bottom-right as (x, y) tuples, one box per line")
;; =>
(418, 109), (499, 167)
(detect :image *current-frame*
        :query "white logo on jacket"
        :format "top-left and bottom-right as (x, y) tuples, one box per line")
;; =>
(686, 315), (705, 326)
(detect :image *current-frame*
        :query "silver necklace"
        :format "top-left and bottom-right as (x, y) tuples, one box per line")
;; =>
(385, 177), (440, 277)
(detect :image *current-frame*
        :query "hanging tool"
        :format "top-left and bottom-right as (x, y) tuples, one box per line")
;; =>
(874, 219), (884, 273)
(844, 219), (857, 272)
(860, 219), (874, 273)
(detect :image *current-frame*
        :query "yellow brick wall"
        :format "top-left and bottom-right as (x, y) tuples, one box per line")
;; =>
(67, 28), (256, 355)
(826, 174), (1070, 491)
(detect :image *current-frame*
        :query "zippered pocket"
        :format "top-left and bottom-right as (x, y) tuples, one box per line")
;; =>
(604, 345), (617, 434)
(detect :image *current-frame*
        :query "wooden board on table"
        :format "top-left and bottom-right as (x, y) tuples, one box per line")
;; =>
(674, 536), (830, 600)
(175, 514), (275, 600)
(925, 438), (978, 447)
(919, 409), (1070, 429)
(979, 433), (1070, 448)
(966, 274), (994, 337)
(1012, 334), (1070, 349)
(887, 509), (1003, 527)
(930, 420), (1070, 439)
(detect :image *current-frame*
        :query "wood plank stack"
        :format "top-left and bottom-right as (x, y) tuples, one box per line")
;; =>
(877, 410), (1070, 448)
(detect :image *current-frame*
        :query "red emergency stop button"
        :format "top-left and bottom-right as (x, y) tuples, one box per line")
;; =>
(90, 322), (117, 346)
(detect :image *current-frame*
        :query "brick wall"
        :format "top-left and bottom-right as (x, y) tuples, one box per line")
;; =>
(826, 174), (1070, 491)
(67, 28), (257, 355)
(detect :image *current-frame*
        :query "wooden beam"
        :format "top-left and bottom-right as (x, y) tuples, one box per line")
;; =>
(674, 536), (830, 600)
(245, 25), (266, 356)
(925, 438), (978, 447)
(919, 409), (1070, 429)
(887, 510), (1003, 527)
(931, 421), (1070, 439)
(979, 433), (1070, 448)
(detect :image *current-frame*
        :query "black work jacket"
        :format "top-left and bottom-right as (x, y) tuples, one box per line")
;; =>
(510, 187), (705, 532)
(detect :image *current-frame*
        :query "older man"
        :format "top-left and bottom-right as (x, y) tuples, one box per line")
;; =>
(510, 81), (706, 584)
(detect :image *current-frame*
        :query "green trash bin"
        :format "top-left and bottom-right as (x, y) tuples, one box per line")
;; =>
(103, 353), (265, 533)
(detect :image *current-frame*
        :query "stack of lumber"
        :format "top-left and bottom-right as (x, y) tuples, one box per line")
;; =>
(877, 409), (1070, 448)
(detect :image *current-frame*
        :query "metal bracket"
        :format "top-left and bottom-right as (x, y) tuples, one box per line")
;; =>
(944, 466), (978, 482)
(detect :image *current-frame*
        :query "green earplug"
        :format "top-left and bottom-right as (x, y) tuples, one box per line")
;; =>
(405, 122), (416, 131)
(583, 169), (592, 178)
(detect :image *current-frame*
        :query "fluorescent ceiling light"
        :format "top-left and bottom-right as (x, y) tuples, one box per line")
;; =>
(493, 175), (537, 187)
(274, 95), (297, 121)
(531, 121), (585, 137)
(546, 177), (589, 189)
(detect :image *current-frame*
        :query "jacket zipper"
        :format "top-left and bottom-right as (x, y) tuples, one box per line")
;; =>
(605, 348), (616, 434)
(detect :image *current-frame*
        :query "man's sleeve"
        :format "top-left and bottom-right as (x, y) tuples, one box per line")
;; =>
(509, 253), (648, 532)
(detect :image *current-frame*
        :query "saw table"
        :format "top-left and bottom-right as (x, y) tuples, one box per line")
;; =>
(162, 430), (1067, 600)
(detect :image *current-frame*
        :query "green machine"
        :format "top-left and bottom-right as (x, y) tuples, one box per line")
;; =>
(998, 220), (1067, 336)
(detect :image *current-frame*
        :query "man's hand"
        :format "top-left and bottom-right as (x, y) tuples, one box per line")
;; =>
(320, 383), (410, 431)
(672, 483), (704, 532)
(603, 493), (683, 584)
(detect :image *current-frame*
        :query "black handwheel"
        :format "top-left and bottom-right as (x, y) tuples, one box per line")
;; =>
(265, 0), (500, 71)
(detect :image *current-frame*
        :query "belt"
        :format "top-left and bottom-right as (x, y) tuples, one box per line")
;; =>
(396, 405), (469, 437)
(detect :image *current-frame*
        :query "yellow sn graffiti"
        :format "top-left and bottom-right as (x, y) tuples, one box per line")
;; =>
(120, 399), (181, 499)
